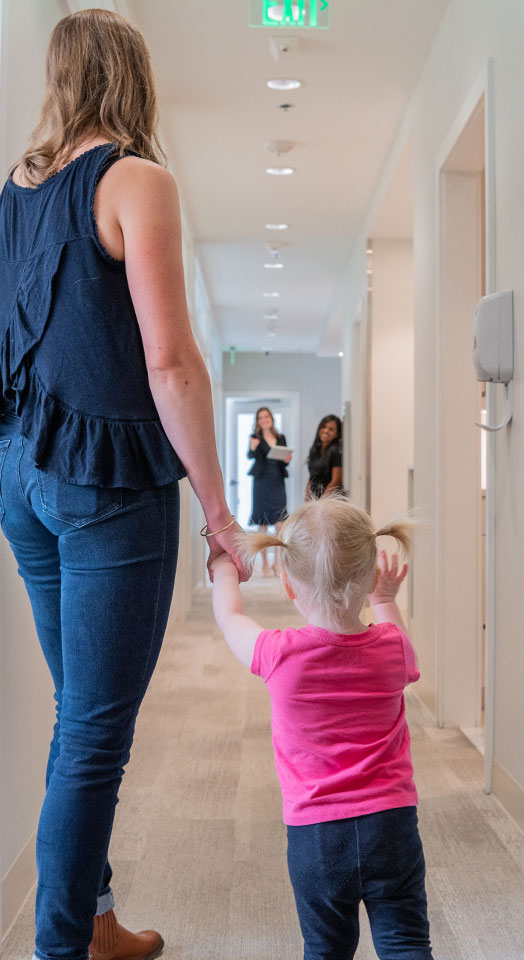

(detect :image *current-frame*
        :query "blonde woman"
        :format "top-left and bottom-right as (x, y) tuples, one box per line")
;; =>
(212, 498), (434, 960)
(0, 10), (249, 960)
(248, 407), (291, 575)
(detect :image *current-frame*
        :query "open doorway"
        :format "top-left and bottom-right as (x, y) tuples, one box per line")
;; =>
(437, 95), (487, 742)
(224, 392), (300, 529)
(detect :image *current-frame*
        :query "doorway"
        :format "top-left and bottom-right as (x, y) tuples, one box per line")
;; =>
(436, 94), (487, 738)
(224, 393), (300, 529)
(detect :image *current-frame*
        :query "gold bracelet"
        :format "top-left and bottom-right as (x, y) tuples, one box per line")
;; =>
(200, 515), (236, 538)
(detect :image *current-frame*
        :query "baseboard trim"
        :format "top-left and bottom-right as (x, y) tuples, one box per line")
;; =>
(1, 830), (36, 939)
(492, 759), (524, 835)
(410, 688), (437, 725)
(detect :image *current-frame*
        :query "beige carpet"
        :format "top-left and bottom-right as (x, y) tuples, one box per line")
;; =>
(3, 577), (524, 959)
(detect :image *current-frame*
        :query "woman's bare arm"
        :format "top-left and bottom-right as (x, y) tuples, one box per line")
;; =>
(323, 465), (342, 494)
(100, 158), (249, 577)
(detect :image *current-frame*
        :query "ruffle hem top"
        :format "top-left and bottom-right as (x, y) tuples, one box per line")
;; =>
(0, 143), (186, 488)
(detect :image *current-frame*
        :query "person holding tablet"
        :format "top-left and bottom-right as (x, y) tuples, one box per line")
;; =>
(248, 407), (292, 575)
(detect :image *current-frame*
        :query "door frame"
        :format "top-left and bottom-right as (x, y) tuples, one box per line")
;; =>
(435, 61), (496, 792)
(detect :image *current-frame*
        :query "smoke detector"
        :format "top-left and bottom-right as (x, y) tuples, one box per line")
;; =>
(269, 35), (301, 61)
(264, 139), (294, 157)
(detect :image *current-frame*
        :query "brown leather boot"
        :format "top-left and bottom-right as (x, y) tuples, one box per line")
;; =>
(89, 908), (164, 960)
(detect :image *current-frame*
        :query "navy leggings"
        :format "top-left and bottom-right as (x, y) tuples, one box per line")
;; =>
(287, 806), (434, 960)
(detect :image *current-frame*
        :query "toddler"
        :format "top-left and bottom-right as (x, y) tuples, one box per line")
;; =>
(211, 496), (433, 960)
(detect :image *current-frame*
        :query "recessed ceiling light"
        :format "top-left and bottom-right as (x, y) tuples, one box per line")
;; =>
(268, 331), (277, 338)
(266, 167), (295, 176)
(338, 352), (344, 358)
(264, 263), (284, 269)
(265, 223), (289, 230)
(263, 291), (280, 297)
(267, 79), (302, 91)
(366, 248), (373, 254)
(366, 268), (373, 275)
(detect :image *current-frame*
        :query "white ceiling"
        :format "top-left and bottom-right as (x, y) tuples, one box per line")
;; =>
(130, 0), (449, 354)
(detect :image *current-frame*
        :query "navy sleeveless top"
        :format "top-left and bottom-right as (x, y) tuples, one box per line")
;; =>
(0, 143), (186, 488)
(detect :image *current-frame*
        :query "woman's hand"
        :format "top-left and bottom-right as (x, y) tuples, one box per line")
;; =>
(368, 551), (408, 605)
(285, 453), (292, 464)
(250, 437), (261, 451)
(207, 520), (251, 583)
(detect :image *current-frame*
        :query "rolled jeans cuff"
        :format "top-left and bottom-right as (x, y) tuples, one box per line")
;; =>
(95, 890), (115, 916)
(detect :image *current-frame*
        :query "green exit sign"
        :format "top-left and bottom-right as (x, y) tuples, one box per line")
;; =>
(249, 0), (331, 29)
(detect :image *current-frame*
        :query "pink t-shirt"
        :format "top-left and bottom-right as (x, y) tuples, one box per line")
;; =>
(251, 622), (419, 826)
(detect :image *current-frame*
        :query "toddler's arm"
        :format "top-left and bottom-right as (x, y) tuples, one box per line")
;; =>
(368, 550), (409, 635)
(212, 554), (264, 668)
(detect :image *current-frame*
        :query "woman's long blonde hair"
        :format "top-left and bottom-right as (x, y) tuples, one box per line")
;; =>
(253, 407), (279, 441)
(237, 496), (415, 626)
(14, 9), (165, 187)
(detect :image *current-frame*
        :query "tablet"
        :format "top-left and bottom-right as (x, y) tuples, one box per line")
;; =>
(266, 445), (293, 461)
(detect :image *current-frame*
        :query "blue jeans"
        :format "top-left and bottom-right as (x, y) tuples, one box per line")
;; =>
(0, 414), (180, 960)
(287, 806), (434, 960)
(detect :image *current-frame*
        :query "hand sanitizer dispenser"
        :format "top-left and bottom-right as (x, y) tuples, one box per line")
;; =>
(473, 290), (514, 431)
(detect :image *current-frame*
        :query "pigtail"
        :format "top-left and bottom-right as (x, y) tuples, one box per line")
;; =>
(374, 518), (415, 555)
(234, 530), (287, 570)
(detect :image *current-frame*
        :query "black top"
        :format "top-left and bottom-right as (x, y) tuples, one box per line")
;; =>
(308, 441), (342, 496)
(247, 434), (289, 479)
(0, 143), (186, 489)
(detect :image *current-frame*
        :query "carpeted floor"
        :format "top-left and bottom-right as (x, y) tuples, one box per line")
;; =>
(3, 577), (524, 959)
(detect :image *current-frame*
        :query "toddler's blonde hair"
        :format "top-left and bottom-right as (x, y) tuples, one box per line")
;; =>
(237, 495), (414, 625)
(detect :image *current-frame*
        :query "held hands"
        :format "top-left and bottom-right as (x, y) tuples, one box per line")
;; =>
(206, 519), (251, 583)
(368, 551), (408, 606)
(210, 552), (237, 576)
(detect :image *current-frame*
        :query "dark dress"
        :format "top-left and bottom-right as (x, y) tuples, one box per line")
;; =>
(308, 440), (342, 497)
(248, 433), (288, 526)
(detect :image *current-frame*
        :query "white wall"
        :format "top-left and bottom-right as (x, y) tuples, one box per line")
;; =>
(409, 0), (524, 813)
(369, 240), (414, 609)
(370, 240), (414, 525)
(223, 353), (342, 501)
(336, 0), (524, 822)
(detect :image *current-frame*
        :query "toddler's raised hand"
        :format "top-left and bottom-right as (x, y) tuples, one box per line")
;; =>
(368, 550), (408, 605)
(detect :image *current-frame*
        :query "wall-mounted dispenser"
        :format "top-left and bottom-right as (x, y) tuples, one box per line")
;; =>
(473, 290), (514, 432)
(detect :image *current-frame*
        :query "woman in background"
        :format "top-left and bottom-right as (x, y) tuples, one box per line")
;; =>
(306, 414), (342, 498)
(248, 407), (291, 575)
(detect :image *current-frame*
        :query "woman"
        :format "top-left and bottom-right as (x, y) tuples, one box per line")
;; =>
(0, 10), (249, 960)
(306, 415), (343, 498)
(248, 407), (291, 576)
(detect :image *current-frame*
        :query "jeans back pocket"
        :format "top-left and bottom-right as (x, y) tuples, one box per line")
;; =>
(36, 470), (123, 528)
(0, 439), (11, 523)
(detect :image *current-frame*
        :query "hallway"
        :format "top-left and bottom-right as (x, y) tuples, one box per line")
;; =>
(4, 578), (523, 960)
